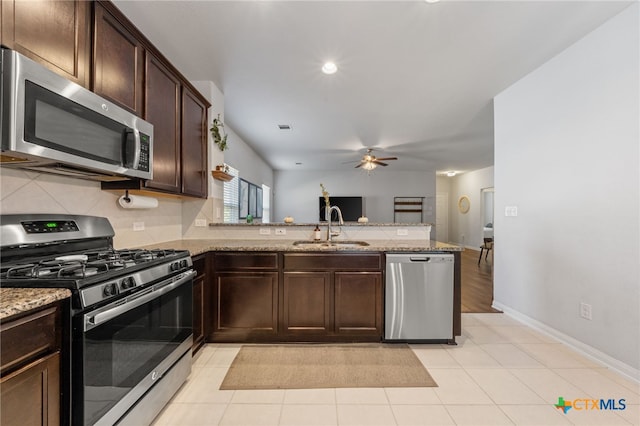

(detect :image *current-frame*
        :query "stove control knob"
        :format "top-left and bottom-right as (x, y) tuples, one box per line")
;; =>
(121, 277), (135, 289)
(170, 262), (180, 271)
(180, 259), (188, 268)
(103, 283), (118, 297)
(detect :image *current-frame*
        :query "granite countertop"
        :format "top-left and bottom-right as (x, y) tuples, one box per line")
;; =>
(0, 288), (71, 320)
(209, 222), (434, 227)
(141, 239), (462, 256)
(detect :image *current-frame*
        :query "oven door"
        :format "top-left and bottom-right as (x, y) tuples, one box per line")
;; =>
(74, 270), (194, 426)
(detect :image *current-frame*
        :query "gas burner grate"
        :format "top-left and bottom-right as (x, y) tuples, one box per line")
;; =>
(3, 259), (115, 279)
(1, 248), (186, 281)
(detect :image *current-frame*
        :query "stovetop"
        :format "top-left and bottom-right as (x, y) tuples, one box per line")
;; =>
(0, 214), (193, 310)
(1, 248), (187, 282)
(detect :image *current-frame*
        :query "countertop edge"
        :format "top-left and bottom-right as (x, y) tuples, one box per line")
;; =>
(141, 239), (463, 257)
(208, 222), (433, 227)
(0, 288), (71, 321)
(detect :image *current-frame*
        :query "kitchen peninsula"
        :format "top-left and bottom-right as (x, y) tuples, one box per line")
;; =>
(144, 222), (462, 346)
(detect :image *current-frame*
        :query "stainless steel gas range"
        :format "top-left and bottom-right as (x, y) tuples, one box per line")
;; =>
(0, 214), (194, 426)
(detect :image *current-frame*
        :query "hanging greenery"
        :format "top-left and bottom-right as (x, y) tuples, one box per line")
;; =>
(210, 113), (228, 151)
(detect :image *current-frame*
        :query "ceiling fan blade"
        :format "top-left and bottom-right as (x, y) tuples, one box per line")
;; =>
(375, 157), (397, 161)
(355, 163), (363, 168)
(373, 161), (389, 166)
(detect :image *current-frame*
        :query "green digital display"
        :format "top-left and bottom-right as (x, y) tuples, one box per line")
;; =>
(21, 220), (78, 234)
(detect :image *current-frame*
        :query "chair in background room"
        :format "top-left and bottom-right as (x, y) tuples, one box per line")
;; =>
(478, 237), (493, 265)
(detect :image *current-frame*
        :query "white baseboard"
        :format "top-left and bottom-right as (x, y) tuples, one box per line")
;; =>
(492, 301), (640, 384)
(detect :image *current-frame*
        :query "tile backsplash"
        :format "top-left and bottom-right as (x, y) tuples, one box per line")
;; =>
(0, 168), (216, 248)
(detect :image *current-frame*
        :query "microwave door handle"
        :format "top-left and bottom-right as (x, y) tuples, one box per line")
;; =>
(123, 129), (141, 169)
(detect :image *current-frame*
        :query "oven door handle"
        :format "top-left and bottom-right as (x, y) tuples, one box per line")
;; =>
(84, 269), (195, 331)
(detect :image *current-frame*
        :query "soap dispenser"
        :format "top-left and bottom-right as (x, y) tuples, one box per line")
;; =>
(313, 224), (321, 240)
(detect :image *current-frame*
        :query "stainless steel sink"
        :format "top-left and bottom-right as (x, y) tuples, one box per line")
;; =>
(292, 240), (370, 249)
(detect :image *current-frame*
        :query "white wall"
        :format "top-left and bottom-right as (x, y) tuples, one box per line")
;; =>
(224, 127), (274, 195)
(446, 166), (494, 249)
(494, 3), (639, 377)
(435, 176), (451, 242)
(273, 170), (436, 224)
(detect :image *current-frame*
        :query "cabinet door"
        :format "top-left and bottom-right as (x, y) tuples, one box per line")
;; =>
(144, 53), (181, 193)
(1, 0), (90, 87)
(1, 352), (60, 426)
(213, 272), (278, 339)
(181, 87), (208, 198)
(282, 272), (332, 335)
(334, 272), (382, 336)
(93, 2), (144, 115)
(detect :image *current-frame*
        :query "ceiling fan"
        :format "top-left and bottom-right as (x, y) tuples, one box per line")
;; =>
(355, 148), (398, 170)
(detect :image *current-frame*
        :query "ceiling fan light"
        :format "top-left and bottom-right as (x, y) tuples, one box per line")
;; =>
(447, 171), (456, 177)
(362, 161), (377, 171)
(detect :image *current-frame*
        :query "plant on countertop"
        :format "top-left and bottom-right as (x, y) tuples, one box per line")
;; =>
(320, 183), (330, 209)
(211, 113), (228, 151)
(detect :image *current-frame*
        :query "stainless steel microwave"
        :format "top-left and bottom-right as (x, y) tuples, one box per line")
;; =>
(0, 48), (153, 181)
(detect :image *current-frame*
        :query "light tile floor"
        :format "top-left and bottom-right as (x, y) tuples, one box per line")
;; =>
(152, 313), (639, 425)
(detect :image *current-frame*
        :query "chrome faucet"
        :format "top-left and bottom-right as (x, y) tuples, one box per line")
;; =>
(326, 205), (344, 242)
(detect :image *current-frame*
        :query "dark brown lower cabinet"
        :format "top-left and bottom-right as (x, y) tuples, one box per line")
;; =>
(211, 272), (279, 341)
(334, 272), (382, 335)
(0, 302), (65, 426)
(282, 272), (332, 336)
(282, 253), (383, 341)
(0, 352), (60, 426)
(208, 252), (384, 342)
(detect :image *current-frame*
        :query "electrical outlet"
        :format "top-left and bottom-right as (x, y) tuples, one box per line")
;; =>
(195, 219), (207, 227)
(580, 302), (592, 320)
(133, 222), (145, 231)
(259, 228), (271, 235)
(396, 228), (409, 236)
(505, 206), (518, 216)
(275, 228), (286, 235)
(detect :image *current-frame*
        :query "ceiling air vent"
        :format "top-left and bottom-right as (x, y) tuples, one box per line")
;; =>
(278, 124), (291, 130)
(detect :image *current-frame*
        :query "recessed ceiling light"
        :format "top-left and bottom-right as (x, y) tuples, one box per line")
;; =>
(322, 62), (338, 75)
(446, 171), (456, 177)
(424, 0), (440, 3)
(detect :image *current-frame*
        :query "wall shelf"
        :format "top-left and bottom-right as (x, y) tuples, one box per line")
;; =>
(212, 170), (233, 182)
(394, 197), (425, 223)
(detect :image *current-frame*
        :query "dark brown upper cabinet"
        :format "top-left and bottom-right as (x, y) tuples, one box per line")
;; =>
(92, 1), (144, 115)
(181, 87), (209, 198)
(1, 0), (91, 87)
(144, 53), (182, 193)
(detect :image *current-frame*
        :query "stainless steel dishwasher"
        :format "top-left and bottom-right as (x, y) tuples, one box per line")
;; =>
(384, 253), (455, 343)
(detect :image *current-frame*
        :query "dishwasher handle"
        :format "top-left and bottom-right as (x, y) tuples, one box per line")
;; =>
(409, 257), (430, 262)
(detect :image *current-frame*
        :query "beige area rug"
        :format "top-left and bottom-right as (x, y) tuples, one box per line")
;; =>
(219, 344), (437, 390)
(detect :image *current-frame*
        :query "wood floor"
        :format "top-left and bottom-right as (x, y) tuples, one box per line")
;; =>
(461, 247), (501, 313)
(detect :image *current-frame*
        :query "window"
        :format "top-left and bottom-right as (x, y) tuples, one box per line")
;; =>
(223, 165), (270, 223)
(223, 165), (239, 223)
(239, 179), (263, 219)
(262, 184), (271, 223)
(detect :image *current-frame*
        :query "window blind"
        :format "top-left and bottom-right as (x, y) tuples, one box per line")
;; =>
(223, 165), (239, 223)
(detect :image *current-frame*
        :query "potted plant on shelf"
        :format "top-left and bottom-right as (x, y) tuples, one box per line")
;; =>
(210, 113), (228, 151)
